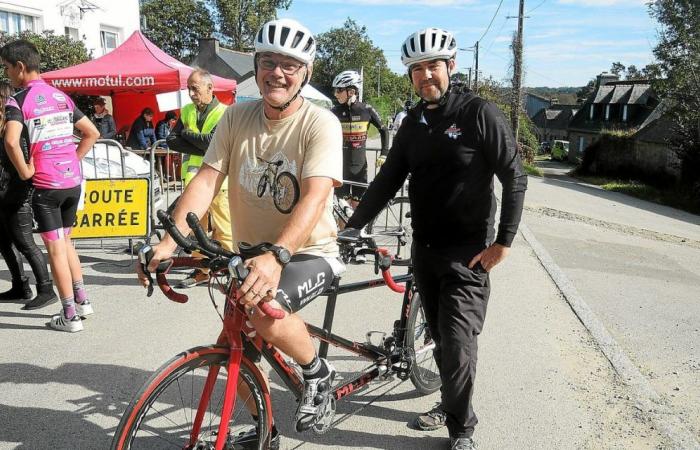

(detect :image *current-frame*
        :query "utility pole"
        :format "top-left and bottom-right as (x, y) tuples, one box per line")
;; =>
(468, 68), (472, 90)
(473, 41), (480, 93)
(510, 0), (525, 142)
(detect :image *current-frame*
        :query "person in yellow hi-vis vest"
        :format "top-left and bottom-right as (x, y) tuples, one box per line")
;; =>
(166, 68), (231, 288)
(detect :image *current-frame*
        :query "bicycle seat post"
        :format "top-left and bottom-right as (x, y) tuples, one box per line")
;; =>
(318, 276), (341, 359)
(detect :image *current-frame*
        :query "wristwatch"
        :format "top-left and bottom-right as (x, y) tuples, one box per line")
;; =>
(265, 244), (292, 266)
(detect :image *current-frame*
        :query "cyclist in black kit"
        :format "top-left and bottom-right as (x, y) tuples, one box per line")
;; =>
(345, 28), (527, 450)
(331, 70), (388, 208)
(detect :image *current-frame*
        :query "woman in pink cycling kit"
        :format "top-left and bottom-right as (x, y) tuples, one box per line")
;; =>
(1, 40), (100, 332)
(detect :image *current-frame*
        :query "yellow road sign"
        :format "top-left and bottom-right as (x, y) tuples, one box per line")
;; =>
(73, 178), (149, 239)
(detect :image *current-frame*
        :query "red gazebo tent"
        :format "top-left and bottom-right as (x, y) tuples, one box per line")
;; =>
(42, 31), (237, 131)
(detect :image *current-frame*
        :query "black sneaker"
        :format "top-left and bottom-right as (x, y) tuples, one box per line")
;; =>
(233, 425), (280, 449)
(294, 358), (336, 432)
(415, 403), (447, 431)
(450, 437), (476, 450)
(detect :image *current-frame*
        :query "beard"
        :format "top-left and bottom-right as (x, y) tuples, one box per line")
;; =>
(417, 81), (447, 103)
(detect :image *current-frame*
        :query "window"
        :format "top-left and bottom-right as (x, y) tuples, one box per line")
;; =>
(605, 105), (610, 121)
(0, 10), (36, 34)
(65, 27), (79, 40)
(100, 29), (119, 54)
(578, 136), (585, 153)
(589, 104), (594, 120)
(622, 105), (628, 122)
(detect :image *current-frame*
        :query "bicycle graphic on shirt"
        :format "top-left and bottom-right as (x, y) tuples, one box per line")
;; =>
(256, 156), (300, 214)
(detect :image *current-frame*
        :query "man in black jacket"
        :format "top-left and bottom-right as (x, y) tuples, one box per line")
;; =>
(345, 28), (527, 450)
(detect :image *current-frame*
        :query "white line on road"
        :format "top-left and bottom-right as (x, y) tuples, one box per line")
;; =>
(519, 221), (700, 450)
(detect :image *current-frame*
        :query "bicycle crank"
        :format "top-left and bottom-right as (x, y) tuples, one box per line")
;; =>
(312, 396), (336, 435)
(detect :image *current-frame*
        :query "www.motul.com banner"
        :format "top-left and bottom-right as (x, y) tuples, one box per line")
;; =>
(49, 75), (156, 89)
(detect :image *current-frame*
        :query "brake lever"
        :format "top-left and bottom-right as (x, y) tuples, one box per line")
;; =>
(139, 244), (175, 298)
(139, 245), (155, 297)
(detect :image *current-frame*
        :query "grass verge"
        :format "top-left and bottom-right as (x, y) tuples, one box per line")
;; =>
(575, 175), (700, 215)
(524, 163), (544, 177)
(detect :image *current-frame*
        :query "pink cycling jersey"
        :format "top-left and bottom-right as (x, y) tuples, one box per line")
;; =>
(6, 79), (83, 190)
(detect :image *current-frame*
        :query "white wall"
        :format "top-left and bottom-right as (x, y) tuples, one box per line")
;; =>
(0, 0), (140, 58)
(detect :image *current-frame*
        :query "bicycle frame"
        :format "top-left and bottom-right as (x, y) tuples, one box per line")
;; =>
(148, 257), (415, 450)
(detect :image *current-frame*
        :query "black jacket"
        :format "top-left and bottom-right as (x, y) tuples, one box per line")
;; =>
(347, 88), (527, 247)
(0, 136), (31, 206)
(331, 101), (388, 170)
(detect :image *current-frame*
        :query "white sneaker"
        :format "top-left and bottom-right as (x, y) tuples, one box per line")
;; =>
(76, 300), (94, 317)
(48, 312), (84, 333)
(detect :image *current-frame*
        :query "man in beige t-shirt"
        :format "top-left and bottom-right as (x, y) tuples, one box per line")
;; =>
(139, 19), (344, 436)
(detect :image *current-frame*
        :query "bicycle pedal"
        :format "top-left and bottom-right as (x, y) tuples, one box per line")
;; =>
(392, 360), (412, 381)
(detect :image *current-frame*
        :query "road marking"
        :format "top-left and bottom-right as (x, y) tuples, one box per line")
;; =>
(519, 221), (700, 450)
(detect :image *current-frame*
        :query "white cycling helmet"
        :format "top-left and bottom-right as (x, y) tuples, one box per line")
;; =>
(401, 28), (457, 67)
(254, 18), (316, 65)
(332, 70), (363, 90)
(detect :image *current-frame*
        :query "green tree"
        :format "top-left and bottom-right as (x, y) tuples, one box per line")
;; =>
(0, 30), (90, 77)
(649, 0), (700, 189)
(141, 0), (214, 60)
(211, 0), (291, 51)
(0, 30), (95, 112)
(314, 18), (411, 110)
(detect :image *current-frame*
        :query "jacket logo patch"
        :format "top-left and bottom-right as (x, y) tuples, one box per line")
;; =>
(445, 123), (462, 139)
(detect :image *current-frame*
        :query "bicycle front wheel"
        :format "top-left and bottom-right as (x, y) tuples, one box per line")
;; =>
(406, 291), (441, 395)
(366, 196), (412, 261)
(273, 172), (300, 214)
(112, 345), (271, 450)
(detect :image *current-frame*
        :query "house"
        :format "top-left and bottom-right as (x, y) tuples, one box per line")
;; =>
(531, 104), (579, 143)
(523, 92), (552, 119)
(567, 73), (660, 161)
(566, 72), (679, 179)
(191, 37), (333, 108)
(1, 0), (140, 57)
(190, 38), (255, 82)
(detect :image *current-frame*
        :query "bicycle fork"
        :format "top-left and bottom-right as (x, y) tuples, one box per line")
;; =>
(189, 306), (246, 450)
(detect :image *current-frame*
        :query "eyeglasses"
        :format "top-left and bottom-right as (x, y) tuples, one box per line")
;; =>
(258, 58), (305, 75)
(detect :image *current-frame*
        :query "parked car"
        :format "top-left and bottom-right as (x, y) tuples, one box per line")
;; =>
(551, 140), (569, 161)
(81, 142), (163, 209)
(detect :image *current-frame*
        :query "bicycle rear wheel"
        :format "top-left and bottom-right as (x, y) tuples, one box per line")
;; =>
(405, 291), (441, 395)
(366, 196), (411, 261)
(111, 345), (271, 450)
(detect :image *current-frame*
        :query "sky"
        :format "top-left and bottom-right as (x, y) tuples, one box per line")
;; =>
(280, 0), (660, 88)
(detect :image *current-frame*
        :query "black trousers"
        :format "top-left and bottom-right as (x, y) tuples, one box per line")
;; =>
(412, 241), (490, 439)
(0, 201), (51, 284)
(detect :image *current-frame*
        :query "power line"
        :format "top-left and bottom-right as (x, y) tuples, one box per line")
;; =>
(476, 0), (506, 43)
(526, 0), (547, 15)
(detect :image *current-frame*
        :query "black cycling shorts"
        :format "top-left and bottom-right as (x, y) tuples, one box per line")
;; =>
(336, 162), (368, 201)
(274, 253), (344, 313)
(32, 185), (82, 233)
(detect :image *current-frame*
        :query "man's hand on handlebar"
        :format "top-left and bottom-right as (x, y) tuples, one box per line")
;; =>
(239, 252), (283, 310)
(136, 241), (177, 288)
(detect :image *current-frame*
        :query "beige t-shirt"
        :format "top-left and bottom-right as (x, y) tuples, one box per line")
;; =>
(203, 99), (343, 257)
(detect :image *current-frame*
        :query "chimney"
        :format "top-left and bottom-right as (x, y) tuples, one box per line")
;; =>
(596, 71), (619, 88)
(198, 37), (219, 57)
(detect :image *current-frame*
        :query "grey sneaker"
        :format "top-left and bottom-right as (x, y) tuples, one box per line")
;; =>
(176, 269), (210, 288)
(415, 404), (447, 431)
(450, 437), (476, 450)
(76, 300), (94, 317)
(294, 359), (336, 432)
